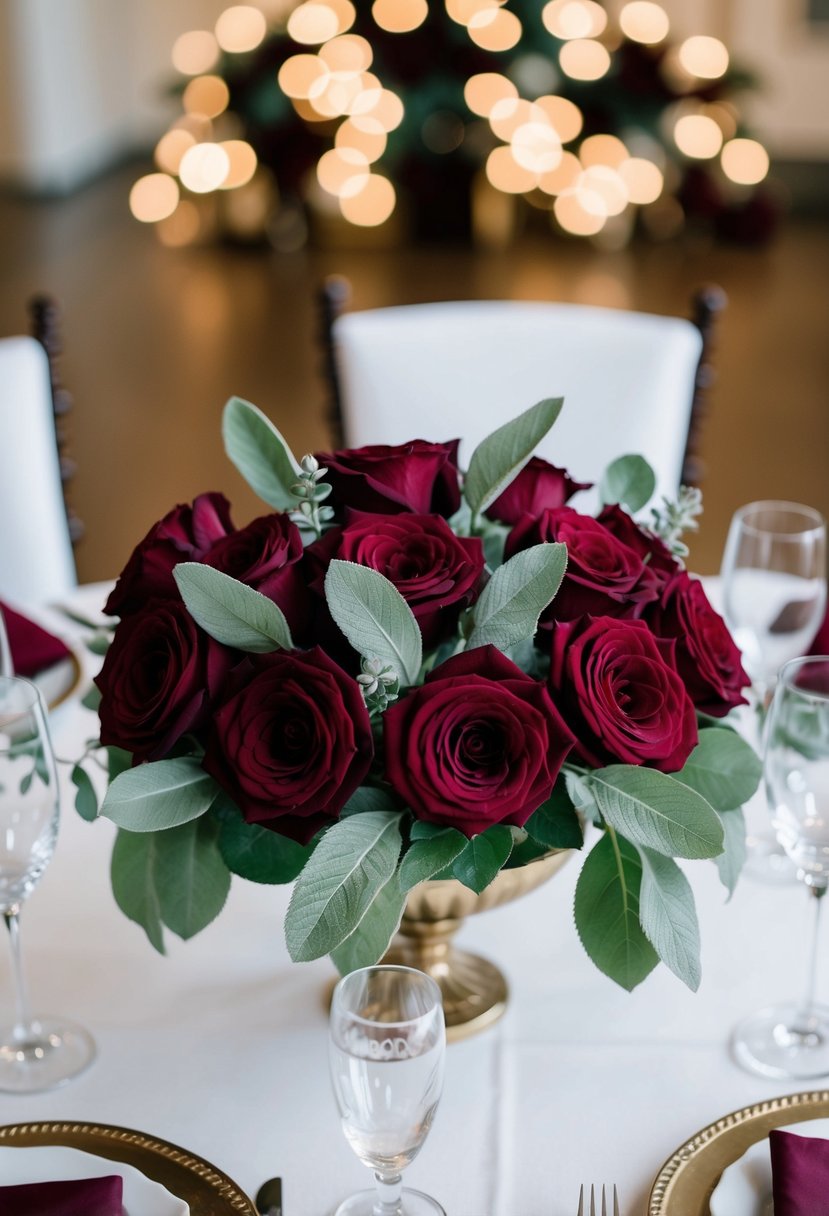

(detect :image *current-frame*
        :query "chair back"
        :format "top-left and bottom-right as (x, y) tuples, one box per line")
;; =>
(330, 299), (705, 509)
(0, 335), (76, 605)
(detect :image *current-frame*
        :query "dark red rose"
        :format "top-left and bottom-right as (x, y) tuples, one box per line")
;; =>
(96, 600), (232, 762)
(316, 439), (461, 518)
(305, 514), (484, 649)
(203, 647), (373, 844)
(645, 573), (750, 716)
(596, 504), (680, 585)
(549, 616), (698, 772)
(504, 506), (660, 624)
(383, 645), (574, 837)
(202, 513), (309, 641)
(487, 457), (592, 526)
(104, 493), (233, 617)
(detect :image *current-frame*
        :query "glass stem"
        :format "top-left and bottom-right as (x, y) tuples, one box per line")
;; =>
(796, 885), (826, 1030)
(372, 1171), (403, 1216)
(4, 907), (33, 1042)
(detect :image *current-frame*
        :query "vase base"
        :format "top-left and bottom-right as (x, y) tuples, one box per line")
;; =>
(382, 945), (508, 1042)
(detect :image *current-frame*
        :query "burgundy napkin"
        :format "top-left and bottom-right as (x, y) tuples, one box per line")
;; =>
(810, 607), (829, 656)
(0, 601), (71, 677)
(0, 1174), (123, 1215)
(770, 1128), (829, 1216)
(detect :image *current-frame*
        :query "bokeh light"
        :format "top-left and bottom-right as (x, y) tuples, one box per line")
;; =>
(278, 54), (329, 99)
(619, 157), (664, 203)
(559, 39), (611, 81)
(215, 6), (268, 53)
(678, 35), (729, 79)
(554, 189), (606, 234)
(183, 76), (230, 119)
(157, 200), (203, 247)
(467, 7), (523, 51)
(674, 113), (723, 159)
(721, 138), (770, 184)
(179, 142), (232, 192)
(339, 173), (396, 224)
(535, 95), (583, 142)
(319, 34), (373, 72)
(542, 0), (607, 40)
(219, 140), (259, 188)
(538, 150), (581, 195)
(317, 146), (371, 197)
(336, 117), (387, 161)
(172, 30), (219, 76)
(578, 165), (627, 215)
(619, 2), (669, 44)
(486, 145), (538, 193)
(288, 3), (340, 44)
(579, 134), (628, 169)
(129, 174), (180, 223)
(512, 122), (562, 173)
(154, 129), (196, 175)
(464, 73), (518, 118)
(372, 0), (428, 32)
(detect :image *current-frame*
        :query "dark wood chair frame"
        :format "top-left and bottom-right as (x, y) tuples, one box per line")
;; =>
(318, 276), (727, 488)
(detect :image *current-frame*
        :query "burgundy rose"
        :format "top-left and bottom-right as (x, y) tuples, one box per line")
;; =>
(549, 615), (698, 772)
(504, 506), (660, 624)
(487, 457), (592, 526)
(596, 504), (680, 586)
(202, 514), (309, 641)
(203, 647), (373, 843)
(105, 493), (233, 617)
(646, 573), (750, 716)
(383, 646), (574, 837)
(306, 514), (484, 649)
(96, 600), (232, 762)
(316, 439), (461, 518)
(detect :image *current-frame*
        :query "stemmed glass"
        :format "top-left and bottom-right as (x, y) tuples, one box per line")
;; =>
(329, 965), (446, 1216)
(0, 675), (95, 1091)
(732, 656), (829, 1078)
(721, 502), (827, 878)
(0, 607), (13, 677)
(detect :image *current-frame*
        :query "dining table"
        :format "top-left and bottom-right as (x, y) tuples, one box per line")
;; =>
(0, 579), (820, 1216)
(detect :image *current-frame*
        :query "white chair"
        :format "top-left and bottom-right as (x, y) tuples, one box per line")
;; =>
(0, 334), (76, 605)
(321, 283), (724, 509)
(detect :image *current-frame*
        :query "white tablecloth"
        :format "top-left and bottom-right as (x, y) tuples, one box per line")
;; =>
(0, 584), (815, 1215)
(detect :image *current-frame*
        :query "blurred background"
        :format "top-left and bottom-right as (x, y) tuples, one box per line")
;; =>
(1, 0), (827, 580)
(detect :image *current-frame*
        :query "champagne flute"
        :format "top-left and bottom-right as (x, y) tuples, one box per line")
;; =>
(732, 656), (829, 1078)
(329, 965), (445, 1216)
(0, 675), (95, 1091)
(721, 502), (827, 879)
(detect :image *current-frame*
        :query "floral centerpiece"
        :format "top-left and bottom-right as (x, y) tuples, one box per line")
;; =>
(77, 396), (760, 993)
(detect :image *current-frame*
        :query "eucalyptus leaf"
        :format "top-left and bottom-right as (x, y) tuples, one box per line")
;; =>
(111, 829), (165, 954)
(564, 769), (598, 820)
(464, 398), (564, 518)
(467, 543), (567, 650)
(590, 765), (724, 860)
(81, 686), (102, 713)
(285, 812), (403, 962)
(174, 563), (293, 652)
(71, 764), (98, 822)
(599, 454), (656, 514)
(100, 757), (218, 832)
(524, 783), (583, 850)
(574, 830), (658, 991)
(154, 817), (231, 941)
(330, 874), (407, 974)
(341, 786), (401, 818)
(222, 396), (301, 510)
(713, 807), (747, 900)
(637, 847), (701, 991)
(451, 826), (513, 894)
(675, 729), (762, 811)
(217, 808), (315, 884)
(324, 560), (422, 685)
(400, 828), (468, 891)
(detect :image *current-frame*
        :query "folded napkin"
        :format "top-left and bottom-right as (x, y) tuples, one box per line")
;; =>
(0, 602), (71, 677)
(770, 1128), (829, 1216)
(0, 1174), (123, 1215)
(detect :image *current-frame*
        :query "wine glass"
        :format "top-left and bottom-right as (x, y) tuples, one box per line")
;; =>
(0, 675), (95, 1091)
(329, 965), (446, 1216)
(0, 607), (13, 677)
(721, 502), (827, 880)
(732, 656), (829, 1078)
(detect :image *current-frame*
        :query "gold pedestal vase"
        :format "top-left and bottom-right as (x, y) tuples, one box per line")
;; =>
(383, 849), (572, 1041)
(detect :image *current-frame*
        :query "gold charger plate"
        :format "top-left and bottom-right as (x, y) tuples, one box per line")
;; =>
(648, 1090), (829, 1215)
(0, 1121), (257, 1215)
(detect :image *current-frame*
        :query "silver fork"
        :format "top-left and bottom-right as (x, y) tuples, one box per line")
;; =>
(577, 1184), (620, 1216)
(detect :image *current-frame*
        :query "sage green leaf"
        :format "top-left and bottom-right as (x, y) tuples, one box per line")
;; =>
(564, 769), (598, 819)
(675, 729), (761, 812)
(111, 829), (165, 954)
(174, 563), (293, 652)
(84, 634), (111, 657)
(324, 560), (422, 685)
(713, 807), (747, 900)
(467, 543), (567, 650)
(400, 829), (468, 891)
(100, 757), (218, 832)
(590, 766), (724, 860)
(410, 819), (456, 842)
(341, 786), (400, 817)
(638, 847), (701, 991)
(81, 687), (101, 713)
(222, 396), (301, 510)
(153, 818), (231, 941)
(464, 397), (564, 518)
(71, 764), (98, 822)
(574, 830), (658, 991)
(330, 874), (407, 974)
(451, 826), (513, 894)
(599, 454), (656, 514)
(285, 811), (403, 961)
(524, 783), (583, 850)
(217, 808), (314, 884)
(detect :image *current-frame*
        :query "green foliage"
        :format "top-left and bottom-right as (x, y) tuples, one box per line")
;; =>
(713, 808), (747, 900)
(467, 542), (567, 650)
(217, 803), (315, 884)
(450, 825), (514, 894)
(153, 817), (232, 941)
(574, 830), (658, 992)
(324, 559), (422, 685)
(100, 757), (219, 832)
(589, 765), (724, 860)
(524, 782), (583, 850)
(599, 454), (656, 514)
(285, 812), (403, 961)
(674, 728), (761, 811)
(464, 398), (563, 519)
(400, 827), (468, 890)
(637, 847), (701, 991)
(222, 396), (301, 510)
(111, 829), (166, 954)
(71, 764), (98, 822)
(341, 786), (401, 817)
(330, 874), (407, 974)
(174, 563), (294, 652)
(81, 686), (102, 713)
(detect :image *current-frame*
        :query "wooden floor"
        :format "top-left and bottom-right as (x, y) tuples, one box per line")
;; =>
(2, 163), (827, 580)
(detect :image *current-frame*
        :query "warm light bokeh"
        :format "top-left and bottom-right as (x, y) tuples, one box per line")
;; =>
(129, 174), (180, 223)
(219, 140), (259, 188)
(619, 1), (669, 44)
(179, 142), (232, 192)
(542, 0), (607, 40)
(287, 3), (341, 44)
(559, 39), (611, 81)
(372, 0), (428, 32)
(467, 7), (523, 51)
(464, 73), (518, 118)
(215, 6), (268, 53)
(154, 129), (196, 175)
(674, 113), (723, 159)
(172, 30), (219, 76)
(579, 134), (628, 169)
(339, 173), (396, 224)
(182, 76), (230, 119)
(678, 35), (729, 80)
(721, 138), (770, 185)
(619, 157), (664, 203)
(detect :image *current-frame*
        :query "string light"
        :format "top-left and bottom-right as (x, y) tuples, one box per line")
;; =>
(172, 31), (219, 75)
(339, 173), (396, 224)
(538, 150), (582, 195)
(619, 157), (664, 203)
(179, 143), (231, 192)
(721, 138), (769, 185)
(674, 113), (723, 159)
(467, 8), (523, 51)
(535, 96), (583, 142)
(542, 0), (607, 40)
(288, 3), (340, 44)
(579, 134), (628, 169)
(129, 174), (180, 222)
(372, 0), (428, 32)
(559, 40), (611, 81)
(219, 141), (259, 188)
(678, 35), (729, 80)
(154, 129), (196, 175)
(619, 2), (669, 44)
(215, 6), (268, 53)
(464, 73), (518, 118)
(554, 189), (606, 234)
(486, 145), (539, 193)
(183, 76), (230, 119)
